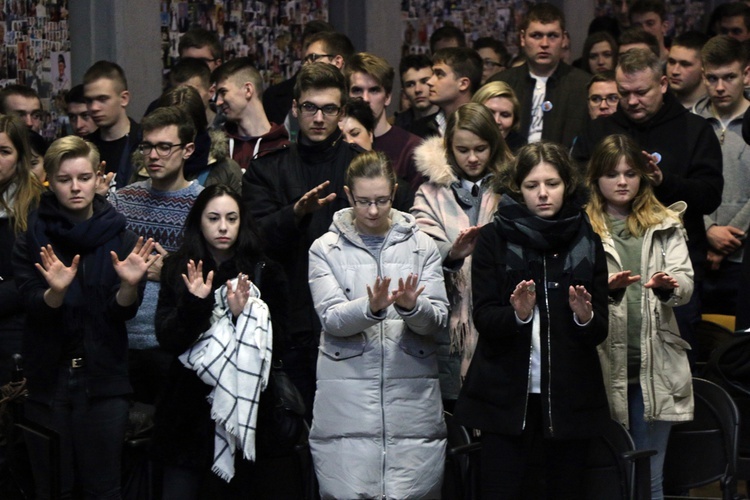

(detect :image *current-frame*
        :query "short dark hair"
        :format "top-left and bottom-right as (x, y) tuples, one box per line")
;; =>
(398, 54), (433, 82)
(141, 106), (196, 145)
(521, 3), (566, 32)
(65, 84), (86, 105)
(719, 3), (750, 31)
(293, 62), (347, 102)
(429, 25), (466, 53)
(702, 35), (749, 69)
(671, 30), (710, 52)
(83, 60), (128, 91)
(301, 20), (335, 46)
(341, 98), (375, 134)
(473, 37), (510, 67)
(346, 52), (395, 94)
(0, 84), (41, 113)
(157, 85), (208, 135)
(304, 31), (355, 64)
(630, 0), (667, 22)
(501, 141), (580, 203)
(169, 58), (211, 89)
(178, 28), (222, 61)
(432, 47), (483, 94)
(618, 28), (660, 57)
(587, 70), (617, 92)
(212, 57), (265, 98)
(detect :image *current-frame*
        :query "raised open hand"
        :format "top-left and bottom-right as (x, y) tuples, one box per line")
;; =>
(293, 180), (337, 218)
(227, 273), (251, 318)
(643, 272), (679, 291)
(393, 273), (425, 311)
(367, 276), (396, 314)
(112, 237), (160, 286)
(569, 285), (593, 323)
(181, 259), (214, 299)
(35, 244), (79, 293)
(449, 226), (481, 261)
(510, 279), (536, 321)
(608, 270), (641, 290)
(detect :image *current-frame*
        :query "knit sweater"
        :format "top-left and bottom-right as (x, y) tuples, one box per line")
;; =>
(110, 180), (204, 348)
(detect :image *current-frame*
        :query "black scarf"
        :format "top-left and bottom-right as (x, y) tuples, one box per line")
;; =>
(494, 194), (596, 283)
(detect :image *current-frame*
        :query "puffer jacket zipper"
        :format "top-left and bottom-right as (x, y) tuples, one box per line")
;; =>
(543, 255), (554, 436)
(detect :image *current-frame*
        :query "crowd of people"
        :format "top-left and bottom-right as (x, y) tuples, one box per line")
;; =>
(1, 0), (750, 498)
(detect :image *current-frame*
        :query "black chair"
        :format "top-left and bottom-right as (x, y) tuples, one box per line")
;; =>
(704, 334), (750, 494)
(585, 417), (656, 500)
(663, 378), (740, 500)
(442, 412), (481, 500)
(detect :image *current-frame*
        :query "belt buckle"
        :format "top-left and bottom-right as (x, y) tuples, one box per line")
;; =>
(71, 358), (84, 368)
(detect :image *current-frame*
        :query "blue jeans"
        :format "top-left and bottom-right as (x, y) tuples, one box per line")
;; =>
(24, 366), (129, 499)
(628, 383), (673, 500)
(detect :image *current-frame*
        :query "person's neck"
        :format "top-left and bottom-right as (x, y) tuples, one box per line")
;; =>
(712, 97), (750, 122)
(441, 94), (472, 118)
(606, 203), (630, 220)
(100, 114), (130, 141)
(374, 115), (391, 138)
(150, 173), (190, 193)
(414, 104), (439, 120)
(528, 61), (560, 79)
(675, 87), (706, 110)
(237, 108), (271, 137)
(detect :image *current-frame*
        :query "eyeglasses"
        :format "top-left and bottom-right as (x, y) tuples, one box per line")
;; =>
(588, 94), (620, 105)
(298, 102), (341, 116)
(482, 59), (505, 70)
(138, 142), (186, 157)
(303, 53), (335, 64)
(352, 196), (393, 208)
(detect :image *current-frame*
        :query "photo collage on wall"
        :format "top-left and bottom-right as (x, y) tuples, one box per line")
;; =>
(1, 0), (70, 140)
(160, 0), (329, 91)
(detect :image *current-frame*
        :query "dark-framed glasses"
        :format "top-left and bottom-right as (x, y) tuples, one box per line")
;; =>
(298, 102), (341, 117)
(303, 53), (335, 64)
(588, 94), (619, 105)
(138, 142), (186, 157)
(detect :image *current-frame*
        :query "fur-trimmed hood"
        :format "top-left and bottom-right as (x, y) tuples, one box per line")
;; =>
(413, 136), (457, 187)
(207, 129), (231, 164)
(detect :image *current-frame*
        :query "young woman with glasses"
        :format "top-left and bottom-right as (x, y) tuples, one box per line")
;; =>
(307, 150), (449, 499)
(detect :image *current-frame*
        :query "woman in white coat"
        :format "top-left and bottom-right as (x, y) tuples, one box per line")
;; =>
(308, 150), (449, 499)
(585, 134), (694, 500)
(411, 102), (512, 405)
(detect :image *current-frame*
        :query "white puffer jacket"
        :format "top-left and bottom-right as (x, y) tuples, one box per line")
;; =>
(598, 202), (695, 426)
(308, 208), (449, 500)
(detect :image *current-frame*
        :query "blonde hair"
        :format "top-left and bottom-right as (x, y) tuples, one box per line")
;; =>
(345, 150), (396, 191)
(0, 114), (42, 233)
(585, 134), (678, 238)
(44, 135), (100, 179)
(471, 81), (521, 133)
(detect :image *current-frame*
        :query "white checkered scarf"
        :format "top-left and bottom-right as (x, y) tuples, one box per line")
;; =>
(178, 279), (273, 482)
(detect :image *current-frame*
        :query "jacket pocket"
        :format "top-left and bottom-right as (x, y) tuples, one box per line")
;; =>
(397, 332), (437, 359)
(319, 333), (366, 361)
(655, 327), (692, 398)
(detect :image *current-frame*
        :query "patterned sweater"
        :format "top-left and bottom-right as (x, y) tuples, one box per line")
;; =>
(110, 180), (204, 348)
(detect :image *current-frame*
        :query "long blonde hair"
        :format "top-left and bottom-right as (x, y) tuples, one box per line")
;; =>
(585, 134), (677, 238)
(0, 114), (42, 233)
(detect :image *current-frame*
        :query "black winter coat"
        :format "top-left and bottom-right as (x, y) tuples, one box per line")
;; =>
(454, 200), (610, 439)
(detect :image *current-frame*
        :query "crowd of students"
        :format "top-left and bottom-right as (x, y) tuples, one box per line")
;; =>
(1, 0), (750, 498)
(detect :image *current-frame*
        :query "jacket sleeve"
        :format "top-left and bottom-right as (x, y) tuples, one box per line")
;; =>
(0, 280), (21, 317)
(655, 225), (694, 307)
(411, 185), (453, 262)
(471, 225), (526, 339)
(308, 237), (382, 337)
(572, 234), (609, 347)
(395, 234), (449, 335)
(12, 229), (65, 325)
(655, 123), (723, 216)
(154, 259), (215, 355)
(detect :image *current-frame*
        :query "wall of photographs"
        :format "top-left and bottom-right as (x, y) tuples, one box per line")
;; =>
(2, 0), (70, 140)
(160, 0), (329, 90)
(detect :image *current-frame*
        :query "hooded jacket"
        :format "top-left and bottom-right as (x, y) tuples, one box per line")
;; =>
(572, 92), (723, 275)
(308, 208), (448, 500)
(12, 192), (142, 403)
(411, 136), (501, 399)
(597, 202), (695, 426)
(224, 121), (290, 172)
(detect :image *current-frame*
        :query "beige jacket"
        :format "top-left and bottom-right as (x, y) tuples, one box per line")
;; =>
(598, 202), (695, 426)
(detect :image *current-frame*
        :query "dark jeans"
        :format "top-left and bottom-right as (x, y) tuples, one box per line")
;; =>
(24, 366), (129, 500)
(479, 394), (590, 499)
